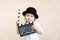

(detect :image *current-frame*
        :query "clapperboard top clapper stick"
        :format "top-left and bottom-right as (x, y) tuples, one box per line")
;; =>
(17, 9), (20, 26)
(18, 9), (20, 23)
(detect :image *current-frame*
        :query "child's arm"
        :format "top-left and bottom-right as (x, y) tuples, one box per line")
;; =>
(31, 23), (43, 35)
(16, 21), (19, 34)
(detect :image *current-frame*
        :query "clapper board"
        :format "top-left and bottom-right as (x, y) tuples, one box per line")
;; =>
(17, 9), (36, 37)
(18, 22), (36, 37)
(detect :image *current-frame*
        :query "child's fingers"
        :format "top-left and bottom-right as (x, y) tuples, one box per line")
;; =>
(16, 21), (18, 25)
(16, 21), (19, 26)
(31, 25), (35, 29)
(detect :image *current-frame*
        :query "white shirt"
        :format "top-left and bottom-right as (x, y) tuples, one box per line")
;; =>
(21, 22), (43, 40)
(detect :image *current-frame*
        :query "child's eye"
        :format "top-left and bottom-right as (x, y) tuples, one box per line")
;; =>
(31, 16), (34, 17)
(27, 15), (29, 16)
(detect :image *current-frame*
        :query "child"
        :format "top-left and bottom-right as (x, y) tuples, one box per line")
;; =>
(16, 7), (43, 40)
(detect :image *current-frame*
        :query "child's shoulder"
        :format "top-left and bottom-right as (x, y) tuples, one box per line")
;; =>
(34, 22), (40, 26)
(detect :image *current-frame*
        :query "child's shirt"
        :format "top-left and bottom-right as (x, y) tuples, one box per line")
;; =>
(21, 22), (43, 40)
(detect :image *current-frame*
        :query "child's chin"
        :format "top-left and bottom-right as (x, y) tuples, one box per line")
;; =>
(26, 21), (33, 22)
(29, 21), (33, 22)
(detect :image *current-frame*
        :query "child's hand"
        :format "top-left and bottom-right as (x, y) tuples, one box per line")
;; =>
(31, 25), (42, 35)
(16, 21), (18, 24)
(31, 25), (36, 30)
(16, 21), (19, 34)
(16, 21), (19, 26)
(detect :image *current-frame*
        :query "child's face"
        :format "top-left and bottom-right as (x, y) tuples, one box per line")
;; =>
(24, 13), (35, 22)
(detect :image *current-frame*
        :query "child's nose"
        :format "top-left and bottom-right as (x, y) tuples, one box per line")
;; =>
(28, 16), (31, 19)
(28, 18), (30, 20)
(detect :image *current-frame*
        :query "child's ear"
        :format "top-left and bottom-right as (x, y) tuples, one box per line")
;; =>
(23, 16), (25, 20)
(24, 17), (25, 20)
(34, 18), (36, 21)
